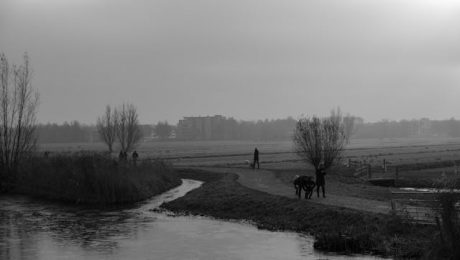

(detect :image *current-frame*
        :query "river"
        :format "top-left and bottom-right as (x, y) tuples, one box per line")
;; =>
(0, 179), (385, 259)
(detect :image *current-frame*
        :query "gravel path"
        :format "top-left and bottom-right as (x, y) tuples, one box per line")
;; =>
(201, 167), (392, 215)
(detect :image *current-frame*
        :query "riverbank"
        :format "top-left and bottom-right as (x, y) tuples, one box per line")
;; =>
(10, 153), (181, 204)
(162, 168), (436, 259)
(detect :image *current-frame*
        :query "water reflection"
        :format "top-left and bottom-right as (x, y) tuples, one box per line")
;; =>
(1, 179), (385, 260)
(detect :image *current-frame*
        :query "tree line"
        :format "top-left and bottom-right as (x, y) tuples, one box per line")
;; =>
(36, 122), (153, 144)
(34, 117), (460, 144)
(354, 118), (460, 139)
(36, 117), (299, 142)
(37, 121), (92, 143)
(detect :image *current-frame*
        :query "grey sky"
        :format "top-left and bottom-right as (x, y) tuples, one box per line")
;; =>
(1, 0), (459, 124)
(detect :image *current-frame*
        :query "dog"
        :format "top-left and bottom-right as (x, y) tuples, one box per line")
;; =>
(293, 175), (316, 199)
(245, 160), (255, 169)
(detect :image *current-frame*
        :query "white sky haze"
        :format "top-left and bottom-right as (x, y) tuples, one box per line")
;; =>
(1, 0), (460, 124)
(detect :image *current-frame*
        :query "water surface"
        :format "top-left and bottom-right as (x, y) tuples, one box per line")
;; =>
(1, 179), (385, 259)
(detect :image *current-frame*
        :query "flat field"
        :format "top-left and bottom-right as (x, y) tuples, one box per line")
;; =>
(39, 136), (460, 171)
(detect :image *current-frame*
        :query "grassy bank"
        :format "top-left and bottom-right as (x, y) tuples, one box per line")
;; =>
(162, 168), (435, 259)
(12, 153), (181, 204)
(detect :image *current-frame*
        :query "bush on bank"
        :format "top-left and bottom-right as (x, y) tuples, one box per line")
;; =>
(13, 152), (181, 204)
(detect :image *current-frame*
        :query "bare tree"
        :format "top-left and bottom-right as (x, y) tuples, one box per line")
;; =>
(96, 105), (117, 153)
(343, 114), (356, 144)
(154, 121), (172, 140)
(0, 53), (39, 189)
(115, 103), (142, 153)
(293, 111), (347, 171)
(330, 107), (356, 144)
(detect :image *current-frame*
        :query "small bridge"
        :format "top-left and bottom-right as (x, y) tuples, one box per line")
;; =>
(348, 158), (401, 186)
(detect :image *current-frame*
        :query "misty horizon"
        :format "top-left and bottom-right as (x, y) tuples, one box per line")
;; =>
(36, 114), (460, 126)
(2, 0), (460, 125)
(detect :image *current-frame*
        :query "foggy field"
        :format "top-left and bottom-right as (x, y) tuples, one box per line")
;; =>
(39, 136), (460, 169)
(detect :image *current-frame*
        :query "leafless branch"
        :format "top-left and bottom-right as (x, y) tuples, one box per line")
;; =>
(0, 53), (39, 189)
(293, 111), (346, 171)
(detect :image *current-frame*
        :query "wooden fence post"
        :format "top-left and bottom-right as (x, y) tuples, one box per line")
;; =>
(383, 159), (387, 173)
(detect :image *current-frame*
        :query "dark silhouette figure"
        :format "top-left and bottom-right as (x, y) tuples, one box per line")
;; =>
(315, 165), (326, 198)
(132, 150), (139, 164)
(119, 150), (128, 161)
(293, 175), (316, 199)
(253, 148), (260, 169)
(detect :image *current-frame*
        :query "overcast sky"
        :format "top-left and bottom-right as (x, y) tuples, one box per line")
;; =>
(1, 0), (460, 124)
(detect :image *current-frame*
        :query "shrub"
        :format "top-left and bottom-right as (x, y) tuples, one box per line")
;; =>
(13, 152), (181, 204)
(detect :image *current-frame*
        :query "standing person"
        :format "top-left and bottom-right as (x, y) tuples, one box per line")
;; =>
(316, 163), (326, 198)
(132, 150), (139, 165)
(119, 150), (124, 161)
(253, 148), (260, 169)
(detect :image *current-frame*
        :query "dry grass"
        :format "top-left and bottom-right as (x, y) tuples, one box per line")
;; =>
(13, 152), (181, 204)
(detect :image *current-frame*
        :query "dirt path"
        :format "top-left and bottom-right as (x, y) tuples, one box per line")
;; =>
(200, 167), (392, 215)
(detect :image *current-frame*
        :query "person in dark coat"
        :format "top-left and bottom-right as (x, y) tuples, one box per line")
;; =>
(253, 148), (260, 169)
(132, 150), (139, 164)
(315, 163), (326, 198)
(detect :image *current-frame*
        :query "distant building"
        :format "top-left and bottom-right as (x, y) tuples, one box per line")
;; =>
(408, 118), (432, 137)
(418, 118), (432, 136)
(176, 115), (226, 140)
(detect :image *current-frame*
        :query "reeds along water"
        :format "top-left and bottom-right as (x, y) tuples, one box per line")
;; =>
(13, 152), (181, 204)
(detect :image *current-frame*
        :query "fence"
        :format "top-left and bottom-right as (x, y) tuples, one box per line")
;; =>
(391, 191), (460, 225)
(390, 191), (438, 224)
(346, 157), (460, 224)
(348, 158), (398, 183)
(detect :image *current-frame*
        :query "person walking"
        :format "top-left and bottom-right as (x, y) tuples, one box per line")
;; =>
(253, 148), (260, 169)
(132, 150), (139, 165)
(316, 163), (326, 198)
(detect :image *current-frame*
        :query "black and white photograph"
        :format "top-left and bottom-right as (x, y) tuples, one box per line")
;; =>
(1, 0), (460, 259)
